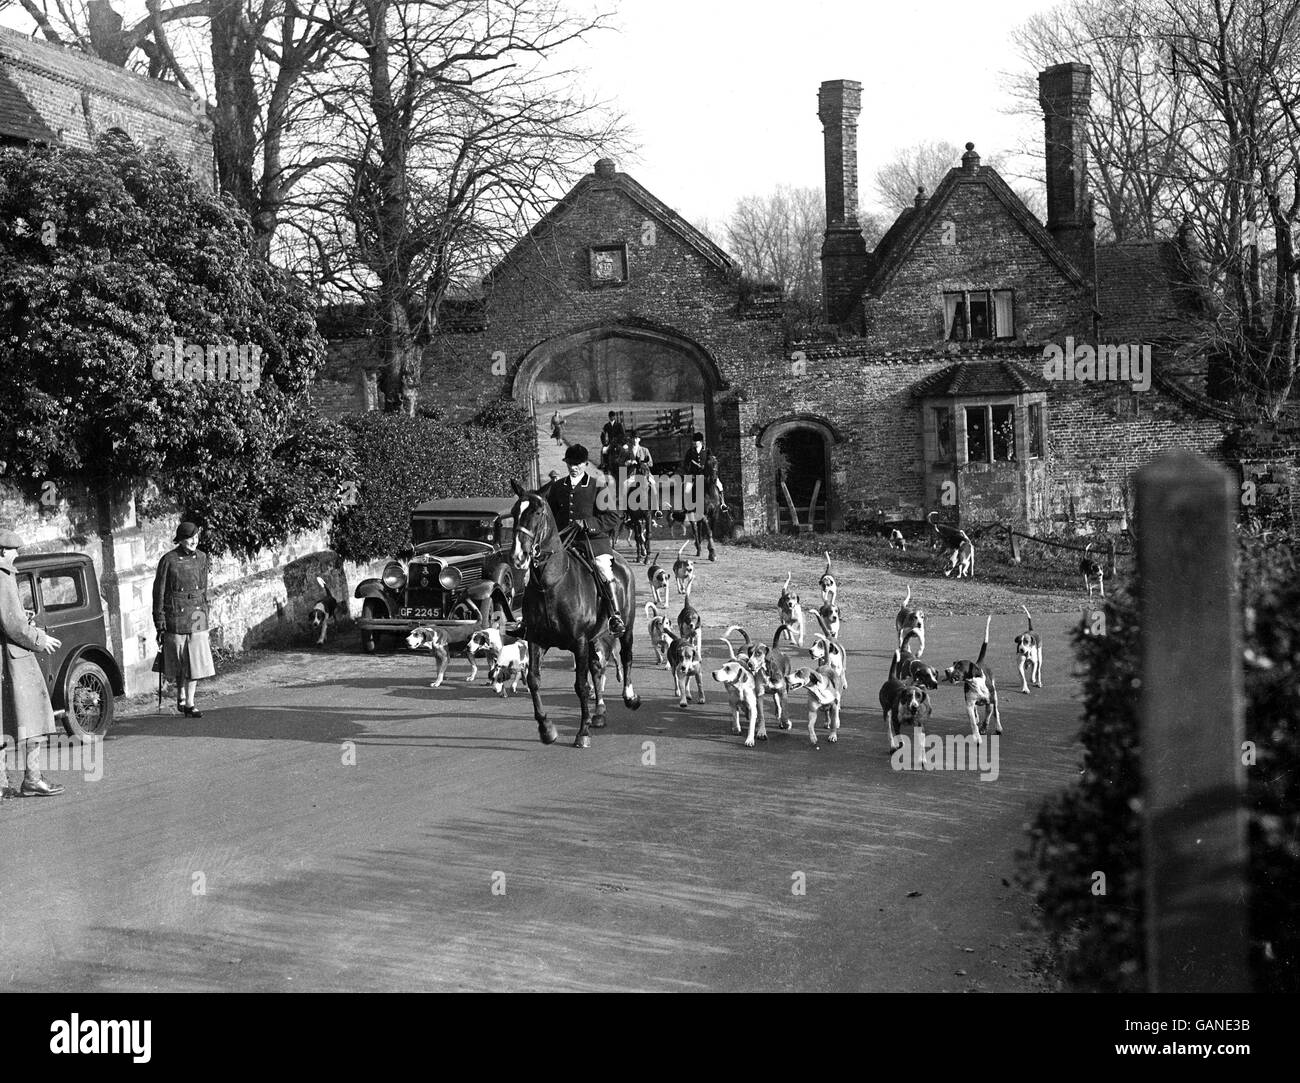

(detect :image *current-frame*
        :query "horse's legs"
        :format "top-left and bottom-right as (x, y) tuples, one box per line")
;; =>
(620, 623), (640, 710)
(573, 640), (594, 749)
(589, 650), (608, 729)
(527, 642), (555, 744)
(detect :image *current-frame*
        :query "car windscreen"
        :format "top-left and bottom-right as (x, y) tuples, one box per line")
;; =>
(412, 517), (496, 544)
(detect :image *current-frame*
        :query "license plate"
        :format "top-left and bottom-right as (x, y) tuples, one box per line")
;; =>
(400, 607), (439, 619)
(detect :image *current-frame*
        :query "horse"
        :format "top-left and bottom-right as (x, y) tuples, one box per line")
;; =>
(623, 462), (657, 564)
(509, 480), (641, 748)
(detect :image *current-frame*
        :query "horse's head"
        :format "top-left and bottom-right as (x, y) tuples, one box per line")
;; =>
(509, 479), (554, 571)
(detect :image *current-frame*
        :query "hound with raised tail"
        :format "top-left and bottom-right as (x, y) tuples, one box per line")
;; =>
(943, 531), (975, 579)
(897, 646), (940, 689)
(809, 611), (847, 688)
(1080, 543), (1105, 597)
(778, 572), (805, 646)
(878, 648), (933, 752)
(465, 627), (505, 683)
(714, 637), (764, 747)
(927, 510), (967, 552)
(677, 587), (702, 656)
(888, 528), (907, 551)
(644, 602), (671, 669)
(1013, 605), (1043, 694)
(647, 551), (671, 607)
(818, 552), (837, 605)
(488, 638), (530, 697)
(895, 585), (926, 657)
(672, 540), (696, 597)
(784, 665), (845, 749)
(943, 616), (1002, 743)
(406, 625), (452, 688)
(309, 576), (340, 646)
(724, 624), (791, 731)
(663, 626), (704, 709)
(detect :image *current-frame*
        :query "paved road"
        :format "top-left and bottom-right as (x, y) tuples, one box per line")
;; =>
(0, 550), (1089, 992)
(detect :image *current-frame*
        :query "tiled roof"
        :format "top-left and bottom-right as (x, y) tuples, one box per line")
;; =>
(910, 359), (1052, 398)
(0, 25), (194, 125)
(1095, 240), (1207, 343)
(0, 64), (55, 143)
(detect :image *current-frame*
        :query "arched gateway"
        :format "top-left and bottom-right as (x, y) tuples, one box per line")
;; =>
(512, 324), (723, 486)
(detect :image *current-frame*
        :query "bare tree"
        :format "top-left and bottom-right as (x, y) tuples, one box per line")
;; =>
(1012, 0), (1300, 417)
(873, 139), (1043, 221)
(282, 0), (623, 413)
(724, 186), (824, 303)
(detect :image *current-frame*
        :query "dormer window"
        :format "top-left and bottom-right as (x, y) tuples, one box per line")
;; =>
(944, 289), (1015, 341)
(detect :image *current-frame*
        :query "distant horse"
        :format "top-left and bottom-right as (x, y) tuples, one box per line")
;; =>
(509, 481), (641, 748)
(624, 462), (657, 564)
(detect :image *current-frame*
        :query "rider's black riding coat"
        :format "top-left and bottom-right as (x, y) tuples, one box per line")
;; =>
(540, 472), (621, 558)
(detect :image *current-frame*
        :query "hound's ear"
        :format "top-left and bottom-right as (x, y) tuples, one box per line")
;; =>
(510, 479), (527, 498)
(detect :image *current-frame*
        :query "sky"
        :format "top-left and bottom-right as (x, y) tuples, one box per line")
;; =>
(0, 0), (1062, 229)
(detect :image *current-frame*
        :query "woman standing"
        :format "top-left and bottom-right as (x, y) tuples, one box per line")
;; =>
(0, 527), (65, 797)
(152, 521), (215, 717)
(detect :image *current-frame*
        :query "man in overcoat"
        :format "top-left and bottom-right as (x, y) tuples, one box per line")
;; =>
(0, 527), (65, 797)
(540, 444), (627, 635)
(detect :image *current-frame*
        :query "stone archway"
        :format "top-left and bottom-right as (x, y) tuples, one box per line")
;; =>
(512, 323), (724, 485)
(756, 414), (843, 533)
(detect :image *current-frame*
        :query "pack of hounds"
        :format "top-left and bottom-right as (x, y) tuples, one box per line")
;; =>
(305, 523), (1101, 750)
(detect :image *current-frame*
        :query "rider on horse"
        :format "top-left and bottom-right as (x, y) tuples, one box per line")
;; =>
(682, 431), (726, 562)
(541, 444), (627, 635)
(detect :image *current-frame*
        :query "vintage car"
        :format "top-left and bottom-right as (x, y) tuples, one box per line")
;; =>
(354, 497), (520, 651)
(12, 552), (125, 740)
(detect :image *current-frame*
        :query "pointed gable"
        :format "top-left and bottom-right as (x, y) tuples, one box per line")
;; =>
(486, 158), (733, 286)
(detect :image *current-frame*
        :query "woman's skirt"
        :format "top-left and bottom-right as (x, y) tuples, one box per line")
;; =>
(163, 629), (216, 681)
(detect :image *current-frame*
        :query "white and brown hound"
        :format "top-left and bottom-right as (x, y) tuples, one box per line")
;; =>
(818, 552), (837, 605)
(778, 572), (806, 646)
(809, 615), (847, 689)
(309, 576), (340, 646)
(888, 528), (907, 551)
(644, 602), (671, 669)
(878, 649), (933, 752)
(1014, 605), (1043, 694)
(647, 551), (671, 607)
(672, 540), (696, 597)
(664, 626), (705, 709)
(488, 639), (530, 697)
(406, 625), (452, 688)
(895, 585), (926, 657)
(1080, 543), (1105, 597)
(943, 616), (1002, 743)
(714, 638), (764, 747)
(724, 624), (791, 732)
(943, 531), (975, 579)
(897, 646), (940, 689)
(785, 665), (845, 749)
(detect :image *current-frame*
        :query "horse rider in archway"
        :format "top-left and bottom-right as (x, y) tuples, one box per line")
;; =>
(541, 444), (627, 635)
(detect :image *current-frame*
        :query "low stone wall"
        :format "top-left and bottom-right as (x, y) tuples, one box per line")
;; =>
(0, 482), (383, 696)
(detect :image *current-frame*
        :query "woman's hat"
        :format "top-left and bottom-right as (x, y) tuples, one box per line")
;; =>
(693, 431), (705, 442)
(174, 521), (201, 543)
(0, 527), (24, 549)
(563, 444), (589, 466)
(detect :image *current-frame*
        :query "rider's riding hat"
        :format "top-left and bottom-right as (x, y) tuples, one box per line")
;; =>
(563, 444), (589, 466)
(692, 431), (704, 442)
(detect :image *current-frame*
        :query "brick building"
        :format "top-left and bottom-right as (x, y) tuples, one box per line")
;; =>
(317, 62), (1288, 536)
(0, 24), (210, 182)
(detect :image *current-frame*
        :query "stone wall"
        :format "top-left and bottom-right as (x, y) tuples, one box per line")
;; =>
(0, 481), (382, 696)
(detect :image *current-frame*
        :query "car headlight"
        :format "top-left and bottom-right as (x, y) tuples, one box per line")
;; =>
(438, 566), (462, 591)
(382, 560), (407, 591)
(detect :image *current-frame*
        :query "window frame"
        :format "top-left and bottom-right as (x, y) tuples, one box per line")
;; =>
(942, 288), (1016, 341)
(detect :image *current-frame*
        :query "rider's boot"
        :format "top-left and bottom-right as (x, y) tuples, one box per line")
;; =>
(598, 573), (626, 635)
(693, 521), (702, 557)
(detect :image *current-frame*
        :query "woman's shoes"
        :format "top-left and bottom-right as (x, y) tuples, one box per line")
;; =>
(177, 704), (203, 718)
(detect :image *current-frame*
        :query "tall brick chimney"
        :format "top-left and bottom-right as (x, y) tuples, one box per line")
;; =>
(1038, 63), (1095, 282)
(818, 80), (868, 325)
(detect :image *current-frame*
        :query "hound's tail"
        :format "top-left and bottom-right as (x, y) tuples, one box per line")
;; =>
(645, 602), (660, 621)
(902, 584), (912, 609)
(889, 648), (902, 682)
(315, 575), (336, 601)
(783, 570), (792, 594)
(823, 550), (832, 577)
(813, 609), (833, 638)
(720, 636), (740, 662)
(1020, 604), (1033, 630)
(724, 623), (752, 648)
(650, 551), (660, 568)
(773, 625), (795, 649)
(677, 540), (690, 559)
(976, 615), (991, 665)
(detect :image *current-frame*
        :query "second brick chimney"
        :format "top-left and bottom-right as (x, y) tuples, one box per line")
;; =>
(1038, 62), (1095, 282)
(818, 79), (869, 325)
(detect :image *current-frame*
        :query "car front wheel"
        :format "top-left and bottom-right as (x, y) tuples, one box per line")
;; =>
(360, 600), (383, 653)
(63, 659), (115, 741)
